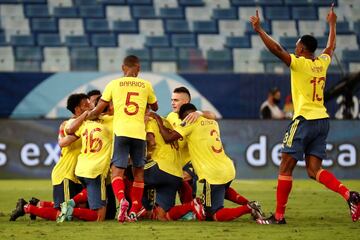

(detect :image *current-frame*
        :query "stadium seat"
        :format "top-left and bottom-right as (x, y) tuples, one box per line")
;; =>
(2, 18), (30, 40)
(279, 36), (298, 49)
(186, 7), (212, 21)
(292, 7), (317, 20)
(118, 34), (145, 48)
(257, 0), (283, 6)
(48, 0), (73, 10)
(171, 34), (196, 48)
(70, 47), (98, 71)
(0, 4), (24, 18)
(212, 8), (238, 20)
(178, 0), (204, 6)
(132, 6), (156, 19)
(73, 0), (97, 5)
(326, 21), (351, 34)
(312, 0), (337, 6)
(139, 20), (164, 35)
(272, 21), (297, 37)
(98, 0), (126, 5)
(0, 33), (6, 45)
(230, 0), (256, 6)
(0, 46), (14, 71)
(178, 48), (203, 59)
(127, 0), (152, 5)
(260, 49), (280, 63)
(219, 20), (246, 36)
(10, 35), (35, 46)
(207, 49), (233, 72)
(31, 18), (58, 33)
(264, 62), (288, 73)
(152, 61), (177, 73)
(153, 0), (178, 9)
(59, 19), (84, 41)
(126, 48), (150, 60)
(84, 19), (110, 33)
(233, 61), (265, 73)
(198, 34), (225, 51)
(298, 20), (326, 36)
(24, 4), (50, 18)
(205, 0), (230, 9)
(106, 6), (131, 20)
(265, 7), (291, 20)
(15, 46), (43, 61)
(112, 20), (138, 33)
(193, 21), (218, 34)
(336, 35), (358, 50)
(91, 34), (117, 47)
(65, 35), (89, 47)
(349, 62), (360, 73)
(159, 7), (184, 19)
(284, 0), (310, 6)
(165, 20), (190, 34)
(238, 7), (264, 21)
(79, 5), (105, 18)
(245, 20), (271, 35)
(342, 50), (360, 62)
(177, 48), (206, 72)
(152, 48), (177, 61)
(145, 36), (170, 47)
(15, 61), (41, 72)
(37, 34), (62, 46)
(225, 36), (250, 48)
(98, 47), (125, 72)
(53, 7), (78, 18)
(42, 46), (70, 72)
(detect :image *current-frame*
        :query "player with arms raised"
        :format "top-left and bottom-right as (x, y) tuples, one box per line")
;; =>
(250, 4), (360, 224)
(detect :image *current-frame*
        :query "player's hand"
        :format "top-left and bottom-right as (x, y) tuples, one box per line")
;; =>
(147, 111), (162, 124)
(326, 3), (337, 25)
(183, 111), (201, 124)
(250, 10), (261, 32)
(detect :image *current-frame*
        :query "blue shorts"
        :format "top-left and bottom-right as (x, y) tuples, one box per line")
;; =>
(281, 116), (329, 161)
(111, 136), (146, 169)
(183, 161), (198, 198)
(53, 179), (83, 209)
(144, 161), (182, 212)
(78, 175), (106, 210)
(203, 181), (232, 217)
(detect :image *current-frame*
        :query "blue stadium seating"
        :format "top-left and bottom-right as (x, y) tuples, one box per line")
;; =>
(0, 33), (6, 46)
(65, 36), (89, 47)
(84, 19), (110, 33)
(15, 61), (41, 72)
(312, 0), (337, 6)
(98, 0), (126, 5)
(165, 20), (191, 34)
(212, 8), (238, 20)
(245, 21), (271, 34)
(207, 49), (233, 72)
(225, 36), (251, 48)
(145, 36), (170, 48)
(257, 0), (283, 6)
(74, 0), (98, 5)
(25, 4), (50, 18)
(230, 0), (256, 6)
(193, 21), (218, 34)
(31, 18), (58, 33)
(15, 47), (43, 61)
(152, 48), (177, 61)
(79, 6), (105, 18)
(37, 34), (61, 46)
(113, 20), (138, 33)
(279, 36), (298, 49)
(126, 48), (150, 60)
(326, 21), (352, 35)
(178, 0), (204, 6)
(91, 34), (117, 47)
(292, 7), (317, 20)
(70, 47), (98, 71)
(260, 50), (280, 63)
(342, 50), (360, 62)
(11, 35), (35, 46)
(265, 7), (291, 20)
(53, 7), (78, 18)
(127, 0), (153, 5)
(160, 8), (184, 19)
(132, 6), (156, 18)
(284, 0), (310, 6)
(171, 34), (196, 48)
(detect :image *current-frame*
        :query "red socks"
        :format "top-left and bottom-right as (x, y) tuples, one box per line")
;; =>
(112, 177), (125, 201)
(275, 175), (293, 220)
(72, 189), (88, 205)
(25, 205), (58, 221)
(72, 208), (98, 221)
(129, 181), (144, 213)
(316, 169), (350, 201)
(213, 205), (251, 221)
(225, 187), (249, 205)
(39, 201), (54, 208)
(166, 202), (193, 220)
(179, 181), (194, 204)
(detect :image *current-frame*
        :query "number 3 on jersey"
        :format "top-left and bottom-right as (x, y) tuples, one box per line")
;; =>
(210, 129), (223, 153)
(124, 92), (139, 115)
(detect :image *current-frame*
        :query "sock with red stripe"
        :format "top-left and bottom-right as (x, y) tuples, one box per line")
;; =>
(24, 205), (58, 221)
(166, 202), (193, 220)
(213, 205), (251, 221)
(112, 177), (125, 201)
(72, 188), (88, 205)
(72, 208), (98, 221)
(275, 175), (293, 220)
(179, 181), (194, 204)
(39, 201), (54, 208)
(129, 181), (144, 213)
(225, 187), (249, 205)
(317, 169), (350, 201)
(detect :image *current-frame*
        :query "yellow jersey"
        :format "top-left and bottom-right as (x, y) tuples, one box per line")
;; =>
(101, 77), (157, 140)
(51, 119), (81, 185)
(166, 112), (191, 166)
(74, 115), (113, 179)
(290, 53), (331, 120)
(146, 118), (183, 178)
(175, 116), (235, 185)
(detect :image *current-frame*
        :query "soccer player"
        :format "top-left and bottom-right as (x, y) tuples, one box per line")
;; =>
(250, 5), (360, 224)
(87, 55), (158, 222)
(9, 94), (90, 221)
(142, 114), (205, 221)
(87, 89), (101, 107)
(149, 104), (264, 221)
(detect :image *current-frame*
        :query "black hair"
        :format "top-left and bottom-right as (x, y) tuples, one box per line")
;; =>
(300, 35), (317, 53)
(269, 87), (280, 96)
(87, 89), (101, 97)
(173, 86), (191, 100)
(66, 93), (88, 114)
(179, 103), (197, 120)
(123, 55), (140, 67)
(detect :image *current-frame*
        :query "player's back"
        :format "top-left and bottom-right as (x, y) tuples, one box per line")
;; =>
(102, 77), (157, 140)
(289, 53), (331, 120)
(52, 119), (81, 185)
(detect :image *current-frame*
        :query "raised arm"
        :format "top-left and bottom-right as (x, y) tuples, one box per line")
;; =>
(183, 110), (217, 124)
(65, 110), (88, 135)
(58, 121), (78, 147)
(250, 10), (291, 66)
(148, 112), (182, 143)
(87, 99), (109, 120)
(322, 4), (337, 57)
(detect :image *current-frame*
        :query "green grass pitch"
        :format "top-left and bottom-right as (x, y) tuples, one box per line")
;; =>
(0, 179), (359, 240)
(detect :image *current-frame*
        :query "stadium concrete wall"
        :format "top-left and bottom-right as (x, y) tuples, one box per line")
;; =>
(0, 119), (358, 179)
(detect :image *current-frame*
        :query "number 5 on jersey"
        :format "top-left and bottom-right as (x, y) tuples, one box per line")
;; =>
(124, 92), (139, 115)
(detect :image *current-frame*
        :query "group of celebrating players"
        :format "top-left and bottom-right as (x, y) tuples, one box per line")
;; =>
(9, 5), (360, 224)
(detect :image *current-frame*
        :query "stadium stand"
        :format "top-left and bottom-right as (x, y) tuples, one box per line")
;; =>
(0, 0), (358, 73)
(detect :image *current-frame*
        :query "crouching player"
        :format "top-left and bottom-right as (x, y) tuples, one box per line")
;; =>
(141, 114), (205, 221)
(149, 104), (264, 221)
